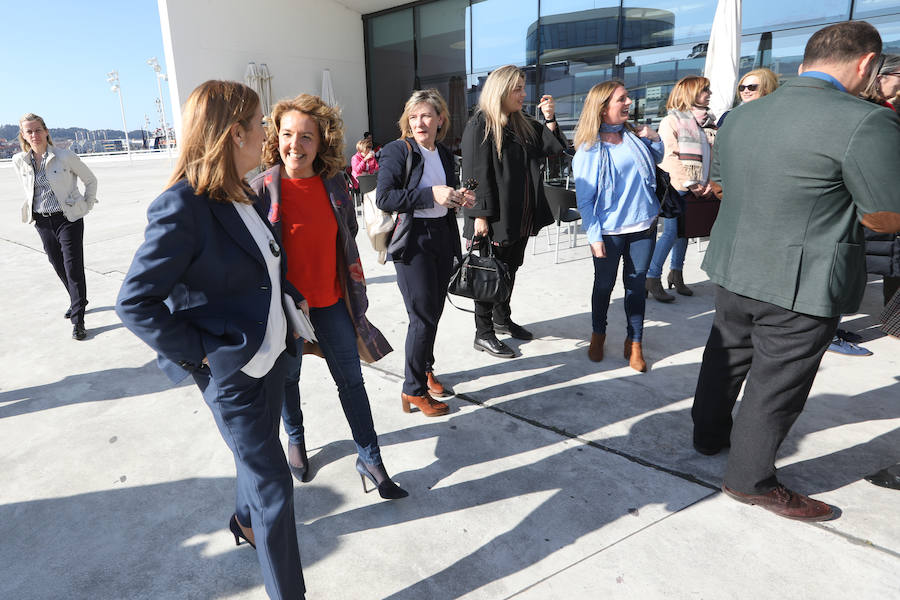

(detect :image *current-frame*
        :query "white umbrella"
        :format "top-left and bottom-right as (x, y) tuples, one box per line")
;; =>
(258, 63), (273, 115)
(703, 0), (742, 120)
(245, 61), (274, 115)
(322, 69), (337, 106)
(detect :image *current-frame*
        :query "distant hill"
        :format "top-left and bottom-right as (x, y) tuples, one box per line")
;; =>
(0, 124), (146, 141)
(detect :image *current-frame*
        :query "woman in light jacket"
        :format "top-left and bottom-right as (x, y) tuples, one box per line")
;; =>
(250, 94), (406, 500)
(13, 113), (97, 340)
(461, 65), (566, 358)
(574, 81), (664, 372)
(646, 76), (717, 302)
(116, 81), (306, 600)
(376, 89), (475, 417)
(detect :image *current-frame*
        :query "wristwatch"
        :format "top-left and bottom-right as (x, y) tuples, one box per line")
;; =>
(544, 115), (557, 123)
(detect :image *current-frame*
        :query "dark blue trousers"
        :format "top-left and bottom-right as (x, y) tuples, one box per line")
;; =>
(33, 212), (87, 324)
(195, 351), (305, 600)
(394, 217), (455, 395)
(591, 226), (655, 342)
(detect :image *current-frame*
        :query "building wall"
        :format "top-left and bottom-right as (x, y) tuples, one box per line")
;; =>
(157, 0), (371, 157)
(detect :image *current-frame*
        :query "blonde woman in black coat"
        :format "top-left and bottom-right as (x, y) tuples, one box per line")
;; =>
(461, 65), (566, 358)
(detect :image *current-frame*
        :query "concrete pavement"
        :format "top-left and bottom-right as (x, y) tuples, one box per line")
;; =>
(1, 156), (898, 599)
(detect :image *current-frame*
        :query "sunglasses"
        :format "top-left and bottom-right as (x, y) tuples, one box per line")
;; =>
(738, 84), (759, 92)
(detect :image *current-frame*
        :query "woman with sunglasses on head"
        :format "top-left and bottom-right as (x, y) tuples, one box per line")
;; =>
(573, 81), (664, 372)
(250, 94), (406, 501)
(117, 81), (306, 599)
(717, 68), (779, 127)
(376, 89), (475, 417)
(461, 65), (566, 358)
(646, 76), (717, 302)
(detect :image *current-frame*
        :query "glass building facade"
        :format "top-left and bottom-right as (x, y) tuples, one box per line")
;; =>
(363, 0), (900, 149)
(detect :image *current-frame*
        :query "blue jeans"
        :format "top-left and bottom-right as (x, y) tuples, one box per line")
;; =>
(592, 227), (656, 342)
(647, 212), (687, 278)
(281, 298), (381, 466)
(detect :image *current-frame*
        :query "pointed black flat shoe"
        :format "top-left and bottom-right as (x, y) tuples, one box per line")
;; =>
(355, 458), (408, 500)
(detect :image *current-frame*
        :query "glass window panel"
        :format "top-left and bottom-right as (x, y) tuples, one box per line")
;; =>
(470, 0), (538, 72)
(540, 0), (616, 16)
(367, 10), (415, 144)
(854, 0), (900, 18)
(415, 0), (468, 149)
(416, 0), (467, 78)
(618, 44), (706, 122)
(743, 1), (849, 33)
(870, 14), (900, 54)
(621, 0), (717, 50)
(533, 1), (620, 126)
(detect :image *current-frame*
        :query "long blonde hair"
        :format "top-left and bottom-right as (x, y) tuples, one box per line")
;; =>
(476, 65), (536, 157)
(573, 81), (636, 150)
(167, 80), (259, 204)
(262, 94), (345, 180)
(18, 113), (54, 153)
(397, 88), (450, 142)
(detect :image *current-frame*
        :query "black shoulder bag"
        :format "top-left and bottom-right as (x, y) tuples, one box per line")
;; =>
(447, 239), (512, 313)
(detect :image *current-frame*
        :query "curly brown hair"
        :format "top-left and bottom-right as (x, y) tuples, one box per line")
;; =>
(262, 94), (345, 179)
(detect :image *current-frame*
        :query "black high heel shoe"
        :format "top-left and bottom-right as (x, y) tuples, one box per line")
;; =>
(229, 514), (256, 549)
(355, 458), (409, 500)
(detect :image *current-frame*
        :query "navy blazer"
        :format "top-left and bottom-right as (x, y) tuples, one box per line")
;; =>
(116, 179), (297, 384)
(375, 137), (462, 262)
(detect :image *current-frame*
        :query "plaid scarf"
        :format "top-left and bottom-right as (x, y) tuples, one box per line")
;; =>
(668, 109), (715, 183)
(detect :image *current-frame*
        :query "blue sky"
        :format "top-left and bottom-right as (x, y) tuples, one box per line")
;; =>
(0, 1), (171, 131)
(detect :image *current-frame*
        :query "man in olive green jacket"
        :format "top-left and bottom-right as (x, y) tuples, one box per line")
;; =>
(691, 21), (900, 521)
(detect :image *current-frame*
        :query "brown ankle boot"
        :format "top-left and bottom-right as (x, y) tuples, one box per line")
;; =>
(667, 269), (693, 296)
(401, 392), (449, 417)
(426, 372), (451, 397)
(646, 277), (675, 302)
(588, 333), (605, 362)
(624, 338), (647, 372)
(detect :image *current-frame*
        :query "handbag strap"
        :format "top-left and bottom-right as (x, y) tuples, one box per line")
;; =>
(403, 139), (413, 188)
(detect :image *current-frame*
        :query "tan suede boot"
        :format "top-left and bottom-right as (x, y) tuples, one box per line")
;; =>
(624, 338), (647, 372)
(588, 333), (606, 362)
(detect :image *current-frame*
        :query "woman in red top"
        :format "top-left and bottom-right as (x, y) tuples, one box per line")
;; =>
(250, 94), (405, 500)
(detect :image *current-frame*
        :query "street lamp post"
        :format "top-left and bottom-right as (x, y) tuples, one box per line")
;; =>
(147, 57), (173, 157)
(106, 70), (132, 160)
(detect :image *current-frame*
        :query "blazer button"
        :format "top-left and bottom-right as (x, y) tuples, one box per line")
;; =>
(260, 285), (269, 290)
(257, 321), (264, 325)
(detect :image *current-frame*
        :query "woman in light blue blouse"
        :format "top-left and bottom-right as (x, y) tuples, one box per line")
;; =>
(573, 81), (664, 372)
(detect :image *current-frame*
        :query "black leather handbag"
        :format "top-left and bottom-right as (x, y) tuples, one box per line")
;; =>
(447, 241), (512, 312)
(655, 167), (683, 219)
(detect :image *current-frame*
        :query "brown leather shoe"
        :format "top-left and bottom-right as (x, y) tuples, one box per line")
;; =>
(426, 372), (452, 397)
(722, 484), (835, 521)
(624, 338), (647, 372)
(401, 392), (449, 417)
(588, 333), (605, 362)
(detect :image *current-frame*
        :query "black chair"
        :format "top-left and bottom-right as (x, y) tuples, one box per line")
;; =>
(542, 182), (581, 263)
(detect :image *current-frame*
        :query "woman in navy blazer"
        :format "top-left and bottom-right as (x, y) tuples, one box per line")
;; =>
(116, 81), (306, 600)
(376, 89), (474, 417)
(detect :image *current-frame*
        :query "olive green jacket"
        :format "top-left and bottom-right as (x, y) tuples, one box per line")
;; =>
(702, 77), (900, 317)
